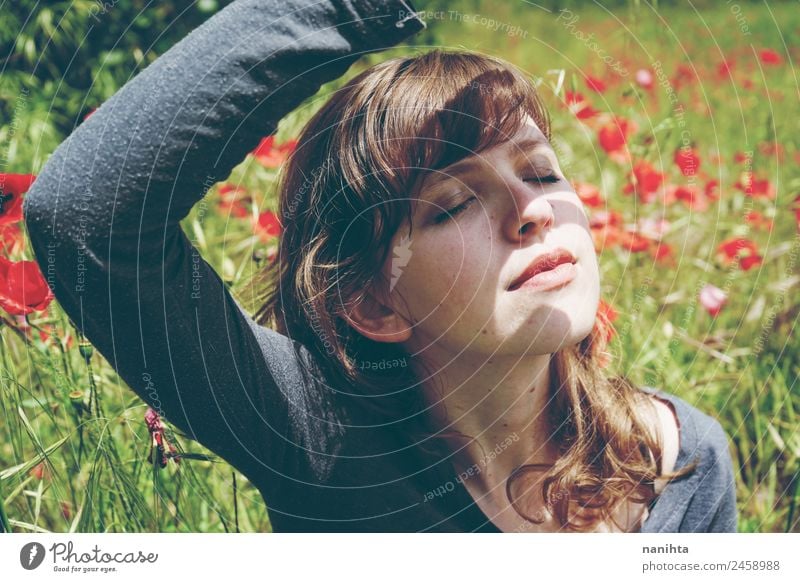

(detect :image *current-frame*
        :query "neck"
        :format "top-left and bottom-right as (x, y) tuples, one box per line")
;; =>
(415, 346), (560, 496)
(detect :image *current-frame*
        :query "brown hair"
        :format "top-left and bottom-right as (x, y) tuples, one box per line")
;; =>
(239, 49), (696, 531)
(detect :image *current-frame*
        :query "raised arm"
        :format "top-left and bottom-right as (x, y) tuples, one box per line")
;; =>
(22, 0), (425, 490)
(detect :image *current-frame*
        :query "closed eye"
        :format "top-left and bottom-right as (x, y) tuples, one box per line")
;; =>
(432, 196), (478, 225)
(523, 174), (561, 184)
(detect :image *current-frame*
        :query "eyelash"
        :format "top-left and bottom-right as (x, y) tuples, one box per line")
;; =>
(432, 196), (477, 224)
(525, 173), (561, 185)
(432, 173), (561, 225)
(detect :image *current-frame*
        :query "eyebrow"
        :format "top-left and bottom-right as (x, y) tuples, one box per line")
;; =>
(419, 135), (550, 198)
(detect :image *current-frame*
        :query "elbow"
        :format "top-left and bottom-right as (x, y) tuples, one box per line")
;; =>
(22, 179), (56, 252)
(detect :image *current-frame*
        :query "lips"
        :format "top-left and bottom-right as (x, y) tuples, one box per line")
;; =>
(508, 248), (577, 291)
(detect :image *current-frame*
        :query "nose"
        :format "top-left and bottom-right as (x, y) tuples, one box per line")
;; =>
(504, 183), (555, 242)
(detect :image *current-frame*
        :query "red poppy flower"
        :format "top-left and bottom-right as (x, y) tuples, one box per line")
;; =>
(704, 180), (720, 201)
(60, 502), (72, 521)
(254, 210), (282, 240)
(216, 183), (251, 218)
(744, 211), (773, 232)
(671, 64), (696, 90)
(674, 147), (701, 177)
(0, 256), (54, 316)
(758, 141), (784, 160)
(733, 151), (750, 164)
(717, 58), (735, 78)
(591, 210), (624, 227)
(251, 136), (298, 168)
(716, 237), (763, 271)
(623, 160), (664, 203)
(573, 182), (604, 208)
(564, 91), (599, 120)
(739, 255), (762, 271)
(759, 49), (782, 66)
(670, 184), (709, 212)
(589, 210), (625, 252)
(621, 231), (652, 253)
(584, 75), (607, 93)
(734, 173), (776, 199)
(650, 241), (675, 266)
(35, 323), (74, 349)
(29, 462), (50, 481)
(598, 117), (634, 154)
(0, 174), (36, 226)
(792, 194), (800, 231)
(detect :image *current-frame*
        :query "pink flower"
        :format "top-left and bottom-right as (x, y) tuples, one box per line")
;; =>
(699, 284), (727, 317)
(637, 217), (670, 241)
(635, 69), (654, 90)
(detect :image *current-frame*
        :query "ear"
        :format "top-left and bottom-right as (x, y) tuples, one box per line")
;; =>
(341, 287), (412, 343)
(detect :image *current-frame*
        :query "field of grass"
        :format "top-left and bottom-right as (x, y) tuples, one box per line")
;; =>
(1, 0), (798, 532)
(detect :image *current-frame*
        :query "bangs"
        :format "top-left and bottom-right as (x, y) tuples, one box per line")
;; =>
(371, 50), (551, 194)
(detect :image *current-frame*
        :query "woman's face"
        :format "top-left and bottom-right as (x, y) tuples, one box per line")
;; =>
(379, 116), (601, 359)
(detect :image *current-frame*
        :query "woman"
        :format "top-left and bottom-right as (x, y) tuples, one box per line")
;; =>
(23, 0), (737, 532)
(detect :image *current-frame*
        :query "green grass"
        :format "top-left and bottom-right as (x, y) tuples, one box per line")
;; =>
(1, 1), (798, 532)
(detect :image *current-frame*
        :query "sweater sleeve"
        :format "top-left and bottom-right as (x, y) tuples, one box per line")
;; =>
(22, 0), (425, 492)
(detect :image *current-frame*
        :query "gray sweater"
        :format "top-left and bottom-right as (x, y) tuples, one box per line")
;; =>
(22, 0), (737, 532)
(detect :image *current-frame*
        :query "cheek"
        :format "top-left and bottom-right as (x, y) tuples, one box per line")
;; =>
(394, 230), (494, 321)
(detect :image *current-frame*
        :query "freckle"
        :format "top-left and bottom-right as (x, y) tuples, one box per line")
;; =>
(482, 329), (487, 335)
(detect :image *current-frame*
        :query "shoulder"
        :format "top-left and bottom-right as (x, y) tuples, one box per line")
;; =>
(634, 391), (680, 494)
(643, 387), (733, 482)
(640, 386), (732, 459)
